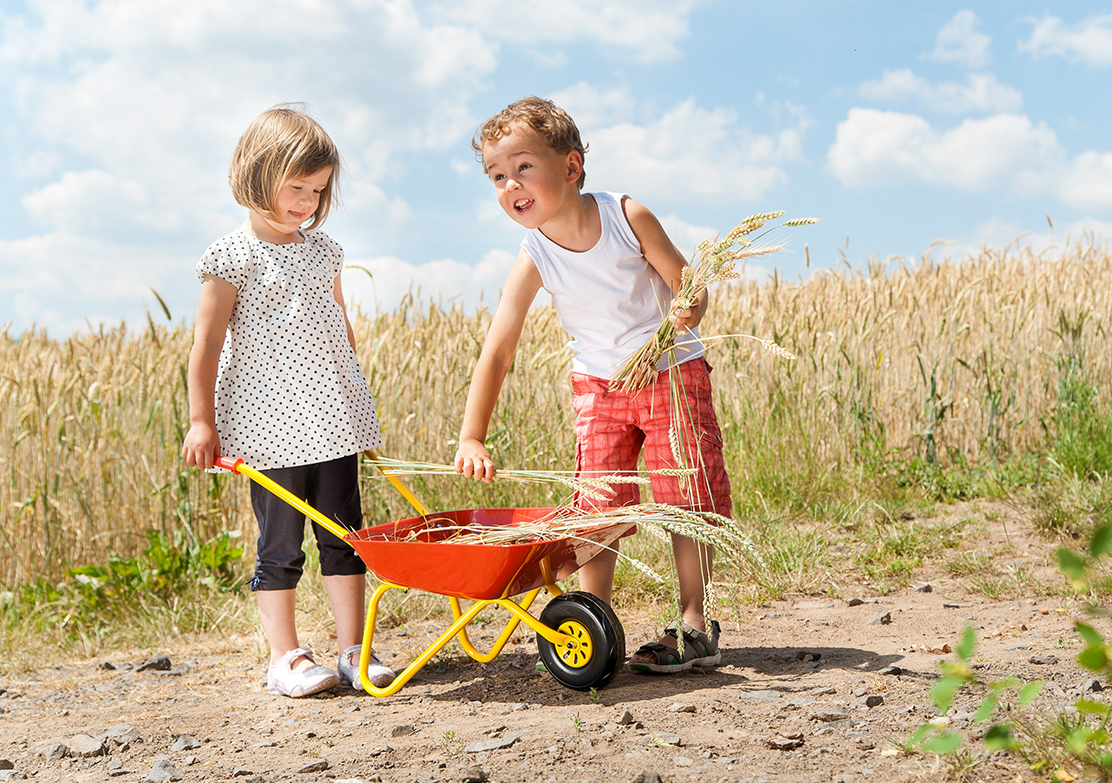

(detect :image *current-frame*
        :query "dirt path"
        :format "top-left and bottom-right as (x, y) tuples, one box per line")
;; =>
(0, 509), (1098, 783)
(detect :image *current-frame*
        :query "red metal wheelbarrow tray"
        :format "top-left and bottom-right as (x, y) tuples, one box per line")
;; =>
(346, 507), (635, 601)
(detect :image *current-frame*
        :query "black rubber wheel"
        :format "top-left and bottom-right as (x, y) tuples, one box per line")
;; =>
(536, 591), (625, 691)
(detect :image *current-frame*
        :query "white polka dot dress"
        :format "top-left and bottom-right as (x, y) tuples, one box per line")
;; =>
(196, 229), (382, 470)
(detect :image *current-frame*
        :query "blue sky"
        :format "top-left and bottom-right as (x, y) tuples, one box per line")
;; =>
(3, 1), (1111, 336)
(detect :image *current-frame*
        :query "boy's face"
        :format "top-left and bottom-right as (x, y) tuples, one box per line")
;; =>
(482, 124), (581, 230)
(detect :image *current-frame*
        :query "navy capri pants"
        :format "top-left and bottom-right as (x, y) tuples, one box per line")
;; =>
(248, 453), (366, 591)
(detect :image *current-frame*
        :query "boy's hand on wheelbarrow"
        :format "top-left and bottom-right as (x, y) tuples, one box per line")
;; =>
(182, 422), (222, 470)
(454, 439), (496, 483)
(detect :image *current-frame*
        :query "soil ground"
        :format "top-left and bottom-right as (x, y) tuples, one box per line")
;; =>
(0, 502), (1100, 783)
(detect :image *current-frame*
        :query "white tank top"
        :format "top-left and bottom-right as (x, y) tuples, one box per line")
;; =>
(522, 191), (703, 379)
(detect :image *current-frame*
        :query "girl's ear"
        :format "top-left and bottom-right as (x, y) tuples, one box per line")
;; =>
(565, 150), (583, 184)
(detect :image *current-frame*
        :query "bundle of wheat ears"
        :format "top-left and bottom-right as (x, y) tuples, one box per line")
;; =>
(609, 211), (816, 393)
(366, 458), (764, 583)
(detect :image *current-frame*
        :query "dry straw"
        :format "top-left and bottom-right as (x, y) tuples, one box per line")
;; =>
(365, 458), (765, 582)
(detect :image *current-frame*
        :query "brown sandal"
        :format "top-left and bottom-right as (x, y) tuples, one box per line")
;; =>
(628, 620), (721, 675)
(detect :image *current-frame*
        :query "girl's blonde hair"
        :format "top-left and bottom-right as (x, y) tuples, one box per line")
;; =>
(472, 96), (588, 189)
(229, 104), (340, 230)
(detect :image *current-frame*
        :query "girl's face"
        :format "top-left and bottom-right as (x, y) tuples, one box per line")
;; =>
(482, 125), (580, 230)
(256, 167), (333, 242)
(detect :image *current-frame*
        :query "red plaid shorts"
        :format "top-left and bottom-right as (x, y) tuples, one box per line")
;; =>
(571, 357), (732, 517)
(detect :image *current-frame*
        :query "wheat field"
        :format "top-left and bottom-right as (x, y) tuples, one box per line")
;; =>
(2, 242), (1109, 588)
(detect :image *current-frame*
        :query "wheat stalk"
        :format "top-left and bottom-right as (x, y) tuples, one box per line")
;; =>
(610, 213), (816, 393)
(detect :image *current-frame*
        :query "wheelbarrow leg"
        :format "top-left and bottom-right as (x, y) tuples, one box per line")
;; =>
(359, 592), (539, 696)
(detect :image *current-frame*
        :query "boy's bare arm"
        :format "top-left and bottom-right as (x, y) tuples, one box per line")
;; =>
(621, 196), (709, 330)
(455, 251), (543, 482)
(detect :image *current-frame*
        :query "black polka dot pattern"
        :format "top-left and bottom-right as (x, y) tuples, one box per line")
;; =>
(196, 229), (382, 470)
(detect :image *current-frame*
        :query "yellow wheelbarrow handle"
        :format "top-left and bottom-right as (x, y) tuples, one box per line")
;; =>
(363, 449), (430, 516)
(213, 452), (430, 545)
(214, 456), (354, 544)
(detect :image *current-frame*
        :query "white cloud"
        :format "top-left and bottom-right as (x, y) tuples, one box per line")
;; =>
(341, 248), (524, 317)
(925, 10), (991, 68)
(1059, 151), (1112, 211)
(550, 82), (638, 130)
(929, 215), (1112, 265)
(433, 0), (699, 64)
(859, 69), (1022, 113)
(827, 108), (1062, 192)
(1, 232), (187, 336)
(584, 98), (793, 208)
(1019, 13), (1112, 67)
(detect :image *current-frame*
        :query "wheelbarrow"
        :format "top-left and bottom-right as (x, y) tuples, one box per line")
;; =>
(214, 455), (630, 695)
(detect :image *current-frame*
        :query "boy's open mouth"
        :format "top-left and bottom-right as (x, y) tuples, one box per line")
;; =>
(513, 198), (533, 213)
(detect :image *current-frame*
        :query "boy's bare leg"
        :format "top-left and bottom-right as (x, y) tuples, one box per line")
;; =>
(673, 533), (713, 632)
(577, 547), (618, 605)
(630, 534), (713, 660)
(322, 573), (366, 653)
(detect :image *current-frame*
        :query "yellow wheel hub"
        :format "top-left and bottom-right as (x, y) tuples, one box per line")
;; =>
(556, 619), (594, 668)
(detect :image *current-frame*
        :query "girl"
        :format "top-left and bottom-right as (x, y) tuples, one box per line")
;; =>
(182, 104), (393, 697)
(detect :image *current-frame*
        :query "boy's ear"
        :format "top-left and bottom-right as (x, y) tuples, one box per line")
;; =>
(565, 150), (583, 183)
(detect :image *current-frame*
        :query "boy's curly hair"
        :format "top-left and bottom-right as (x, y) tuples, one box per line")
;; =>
(229, 103), (340, 230)
(472, 96), (588, 189)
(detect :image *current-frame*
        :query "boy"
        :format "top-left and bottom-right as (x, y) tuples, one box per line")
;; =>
(454, 96), (731, 674)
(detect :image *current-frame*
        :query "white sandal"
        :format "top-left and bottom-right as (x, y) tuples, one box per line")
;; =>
(338, 644), (395, 690)
(266, 647), (339, 697)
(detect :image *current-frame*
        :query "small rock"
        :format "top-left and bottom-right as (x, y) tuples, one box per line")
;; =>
(738, 690), (782, 703)
(137, 654), (172, 672)
(879, 665), (903, 676)
(649, 733), (682, 747)
(1084, 678), (1105, 693)
(868, 611), (892, 625)
(810, 709), (849, 723)
(667, 702), (696, 713)
(768, 733), (804, 750)
(846, 598), (864, 607)
(36, 744), (67, 762)
(297, 760), (330, 773)
(795, 650), (823, 661)
(632, 774), (664, 783)
(465, 732), (522, 753)
(914, 583), (932, 592)
(865, 695), (884, 708)
(390, 724), (417, 738)
(145, 758), (182, 782)
(169, 737), (201, 752)
(616, 710), (636, 725)
(943, 603), (961, 609)
(0, 762), (10, 771)
(232, 769), (254, 778)
(460, 766), (487, 783)
(1030, 654), (1059, 666)
(98, 661), (117, 671)
(0, 771), (27, 781)
(68, 734), (107, 758)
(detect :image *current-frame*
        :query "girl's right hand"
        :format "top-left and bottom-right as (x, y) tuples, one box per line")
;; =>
(181, 423), (221, 470)
(454, 439), (495, 483)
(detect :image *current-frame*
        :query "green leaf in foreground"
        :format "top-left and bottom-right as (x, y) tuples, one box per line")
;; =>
(955, 625), (976, 660)
(921, 731), (963, 754)
(931, 674), (966, 714)
(983, 724), (1018, 751)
